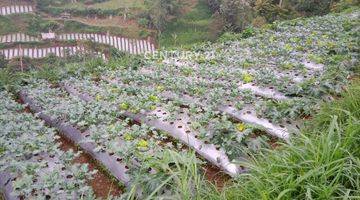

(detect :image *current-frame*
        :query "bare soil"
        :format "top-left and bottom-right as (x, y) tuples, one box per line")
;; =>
(203, 164), (231, 189)
(58, 136), (123, 198)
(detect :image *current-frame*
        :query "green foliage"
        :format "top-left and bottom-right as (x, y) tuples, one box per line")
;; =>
(37, 0), (120, 17)
(0, 91), (96, 199)
(218, 26), (256, 43)
(218, 0), (255, 31)
(138, 17), (150, 27)
(63, 20), (103, 33)
(0, 16), (18, 35)
(26, 16), (60, 35)
(108, 51), (145, 70)
(332, 0), (360, 12)
(31, 64), (63, 83)
(257, 98), (315, 123)
(0, 54), (8, 69)
(159, 0), (214, 47)
(124, 150), (208, 199)
(205, 0), (351, 34)
(0, 68), (22, 92)
(143, 0), (183, 32)
(314, 81), (360, 126)
(139, 29), (151, 38)
(255, 0), (299, 22)
(290, 0), (333, 15)
(217, 32), (242, 42)
(220, 82), (360, 200)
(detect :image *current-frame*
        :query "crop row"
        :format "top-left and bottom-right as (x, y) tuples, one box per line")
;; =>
(20, 80), (206, 196)
(0, 91), (95, 199)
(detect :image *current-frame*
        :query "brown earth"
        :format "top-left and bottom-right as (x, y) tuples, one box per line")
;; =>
(203, 164), (231, 189)
(58, 136), (123, 199)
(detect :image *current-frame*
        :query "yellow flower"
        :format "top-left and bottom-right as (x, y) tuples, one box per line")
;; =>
(218, 70), (225, 77)
(209, 59), (217, 65)
(242, 73), (253, 83)
(157, 58), (164, 63)
(110, 88), (119, 93)
(119, 103), (129, 110)
(236, 123), (246, 132)
(149, 105), (157, 111)
(269, 36), (275, 43)
(148, 95), (159, 102)
(156, 85), (165, 92)
(284, 44), (293, 51)
(243, 61), (252, 68)
(95, 95), (102, 101)
(137, 139), (148, 149)
(124, 133), (133, 141)
(130, 108), (140, 114)
(306, 38), (312, 45)
(108, 124), (115, 130)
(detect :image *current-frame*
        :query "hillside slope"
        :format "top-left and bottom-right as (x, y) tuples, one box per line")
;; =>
(1, 7), (359, 200)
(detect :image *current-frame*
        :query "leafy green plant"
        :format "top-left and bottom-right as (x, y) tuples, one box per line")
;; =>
(0, 91), (96, 199)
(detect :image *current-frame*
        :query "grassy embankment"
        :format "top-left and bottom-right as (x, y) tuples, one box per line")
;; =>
(159, 0), (214, 48)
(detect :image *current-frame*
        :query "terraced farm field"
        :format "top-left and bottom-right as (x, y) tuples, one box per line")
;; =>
(1, 7), (359, 200)
(0, 32), (155, 60)
(0, 91), (95, 199)
(0, 0), (156, 63)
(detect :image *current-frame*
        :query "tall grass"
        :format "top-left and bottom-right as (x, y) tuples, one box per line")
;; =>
(124, 150), (211, 200)
(216, 83), (360, 199)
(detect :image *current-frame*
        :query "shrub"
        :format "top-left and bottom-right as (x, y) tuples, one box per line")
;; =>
(332, 0), (360, 12)
(251, 16), (267, 27)
(0, 54), (8, 69)
(138, 17), (150, 27)
(139, 29), (151, 38)
(290, 0), (333, 15)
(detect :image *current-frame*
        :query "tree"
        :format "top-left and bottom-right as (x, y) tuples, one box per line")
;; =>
(219, 0), (255, 31)
(255, 0), (283, 22)
(287, 0), (333, 15)
(206, 0), (221, 12)
(144, 0), (183, 32)
(205, 0), (335, 33)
